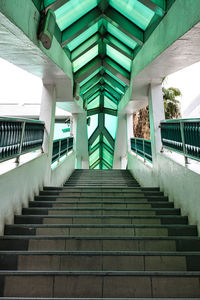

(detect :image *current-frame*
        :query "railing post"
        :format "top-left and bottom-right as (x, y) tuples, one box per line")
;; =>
(15, 121), (26, 164)
(58, 140), (61, 163)
(143, 139), (146, 163)
(135, 138), (137, 155)
(180, 121), (188, 165)
(67, 137), (69, 156)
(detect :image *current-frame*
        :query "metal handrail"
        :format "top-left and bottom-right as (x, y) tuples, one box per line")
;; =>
(52, 136), (73, 163)
(0, 117), (45, 163)
(160, 119), (200, 164)
(131, 138), (152, 162)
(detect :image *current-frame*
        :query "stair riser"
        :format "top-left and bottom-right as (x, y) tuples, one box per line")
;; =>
(4, 227), (197, 237)
(40, 191), (164, 197)
(2, 274), (200, 297)
(30, 203), (173, 209)
(15, 215), (188, 225)
(0, 254), (192, 271)
(23, 209), (180, 216)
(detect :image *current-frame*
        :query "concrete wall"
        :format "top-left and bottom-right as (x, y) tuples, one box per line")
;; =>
(128, 151), (200, 233)
(0, 154), (48, 235)
(0, 152), (75, 235)
(50, 151), (75, 186)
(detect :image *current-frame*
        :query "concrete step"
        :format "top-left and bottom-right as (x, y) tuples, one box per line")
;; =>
(40, 190), (164, 197)
(15, 215), (188, 225)
(22, 207), (181, 216)
(29, 201), (173, 209)
(0, 250), (200, 271)
(36, 195), (168, 201)
(1, 236), (200, 252)
(1, 271), (200, 297)
(1, 298), (199, 300)
(4, 224), (197, 237)
(43, 187), (161, 192)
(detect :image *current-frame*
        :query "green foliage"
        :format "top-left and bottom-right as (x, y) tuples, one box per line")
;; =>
(162, 87), (181, 119)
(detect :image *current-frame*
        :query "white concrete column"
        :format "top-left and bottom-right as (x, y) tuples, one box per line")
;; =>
(127, 113), (134, 152)
(39, 83), (56, 185)
(148, 83), (165, 165)
(72, 112), (89, 169)
(113, 113), (127, 169)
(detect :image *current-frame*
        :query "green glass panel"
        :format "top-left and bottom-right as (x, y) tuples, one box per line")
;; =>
(73, 45), (99, 72)
(89, 148), (100, 165)
(103, 147), (113, 165)
(87, 96), (100, 110)
(44, 0), (55, 7)
(107, 23), (137, 50)
(104, 91), (118, 104)
(104, 79), (124, 95)
(91, 135), (100, 149)
(87, 114), (98, 138)
(106, 45), (131, 72)
(105, 70), (126, 87)
(67, 22), (99, 52)
(55, 0), (98, 31)
(103, 135), (113, 150)
(88, 90), (101, 103)
(105, 114), (118, 139)
(104, 96), (118, 110)
(80, 68), (101, 87)
(109, 0), (155, 30)
(102, 164), (108, 169)
(94, 164), (100, 169)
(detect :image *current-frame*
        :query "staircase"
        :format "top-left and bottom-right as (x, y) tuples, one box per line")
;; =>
(0, 169), (200, 299)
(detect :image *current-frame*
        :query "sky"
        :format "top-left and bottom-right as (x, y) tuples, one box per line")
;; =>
(164, 61), (200, 116)
(0, 57), (200, 117)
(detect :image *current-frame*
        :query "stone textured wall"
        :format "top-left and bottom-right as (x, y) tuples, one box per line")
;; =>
(133, 106), (150, 139)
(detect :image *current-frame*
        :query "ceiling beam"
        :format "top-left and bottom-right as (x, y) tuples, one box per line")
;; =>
(62, 8), (102, 46)
(102, 158), (112, 169)
(103, 59), (130, 84)
(74, 57), (102, 83)
(83, 83), (101, 100)
(89, 142), (101, 155)
(80, 73), (102, 94)
(104, 34), (134, 58)
(104, 7), (144, 46)
(137, 0), (165, 16)
(103, 90), (118, 105)
(88, 127), (101, 145)
(71, 33), (101, 61)
(104, 83), (121, 101)
(87, 90), (102, 103)
(98, 0), (109, 12)
(90, 158), (101, 169)
(46, 0), (70, 11)
(102, 127), (115, 148)
(104, 73), (125, 94)
(87, 107), (117, 117)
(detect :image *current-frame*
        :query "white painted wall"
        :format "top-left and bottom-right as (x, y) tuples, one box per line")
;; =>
(0, 154), (48, 235)
(128, 151), (200, 233)
(50, 151), (75, 186)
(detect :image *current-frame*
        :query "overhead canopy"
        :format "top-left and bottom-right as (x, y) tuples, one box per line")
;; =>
(36, 0), (173, 169)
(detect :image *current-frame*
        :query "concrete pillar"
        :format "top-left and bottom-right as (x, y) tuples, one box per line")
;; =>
(127, 113), (134, 152)
(72, 112), (89, 169)
(39, 84), (56, 185)
(148, 83), (165, 165)
(113, 113), (127, 169)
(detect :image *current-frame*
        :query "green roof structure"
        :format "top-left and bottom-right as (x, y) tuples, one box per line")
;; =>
(36, 0), (173, 169)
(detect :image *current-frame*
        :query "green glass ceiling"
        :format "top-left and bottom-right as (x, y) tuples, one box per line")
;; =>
(37, 0), (170, 169)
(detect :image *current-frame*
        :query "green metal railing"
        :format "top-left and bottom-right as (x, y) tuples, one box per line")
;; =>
(131, 138), (152, 162)
(160, 119), (200, 163)
(52, 136), (73, 163)
(0, 117), (44, 163)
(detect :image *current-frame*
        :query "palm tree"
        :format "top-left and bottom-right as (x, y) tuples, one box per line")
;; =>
(162, 85), (181, 119)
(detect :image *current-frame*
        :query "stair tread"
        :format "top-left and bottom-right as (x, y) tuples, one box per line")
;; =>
(0, 270), (200, 276)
